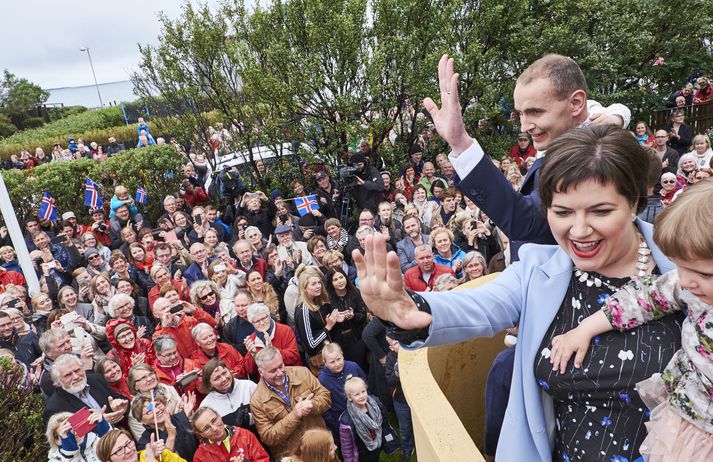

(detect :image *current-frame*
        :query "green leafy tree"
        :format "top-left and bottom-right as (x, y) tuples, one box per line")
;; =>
(0, 71), (50, 133)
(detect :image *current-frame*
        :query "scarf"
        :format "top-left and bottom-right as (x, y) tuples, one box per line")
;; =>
(327, 228), (350, 251)
(347, 396), (382, 451)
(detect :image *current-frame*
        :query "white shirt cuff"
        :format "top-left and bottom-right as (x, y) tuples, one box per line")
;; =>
(448, 139), (485, 180)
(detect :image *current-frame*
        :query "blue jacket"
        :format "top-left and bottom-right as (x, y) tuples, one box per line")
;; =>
(409, 220), (674, 461)
(318, 361), (367, 434)
(396, 234), (430, 273)
(1, 259), (22, 274)
(433, 243), (466, 278)
(109, 195), (139, 219)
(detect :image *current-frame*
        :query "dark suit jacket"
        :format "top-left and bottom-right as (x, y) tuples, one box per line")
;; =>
(43, 372), (127, 424)
(455, 155), (555, 261)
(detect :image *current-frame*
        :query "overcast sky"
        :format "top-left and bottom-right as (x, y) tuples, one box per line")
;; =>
(1, 0), (224, 89)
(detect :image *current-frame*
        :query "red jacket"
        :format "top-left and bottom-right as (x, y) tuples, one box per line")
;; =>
(508, 145), (536, 168)
(191, 342), (246, 378)
(148, 279), (191, 310)
(193, 426), (269, 462)
(152, 309), (216, 358)
(152, 356), (201, 394)
(182, 187), (209, 207)
(243, 322), (302, 376)
(106, 319), (157, 375)
(403, 263), (455, 292)
(0, 268), (26, 289)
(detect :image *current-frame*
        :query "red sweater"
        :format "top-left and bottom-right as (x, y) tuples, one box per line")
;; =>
(403, 263), (455, 292)
(152, 309), (216, 358)
(148, 279), (191, 310)
(191, 342), (246, 379)
(193, 426), (269, 462)
(0, 268), (26, 289)
(243, 322), (302, 376)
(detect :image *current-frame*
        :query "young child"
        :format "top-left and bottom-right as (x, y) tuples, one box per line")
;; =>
(109, 185), (138, 219)
(339, 376), (400, 462)
(550, 180), (713, 461)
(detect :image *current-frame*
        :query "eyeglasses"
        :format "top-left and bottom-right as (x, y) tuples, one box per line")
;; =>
(116, 331), (135, 342)
(199, 291), (215, 301)
(134, 373), (154, 383)
(87, 255), (101, 260)
(159, 350), (179, 358)
(252, 315), (271, 325)
(110, 439), (136, 457)
(198, 415), (223, 434)
(661, 180), (676, 184)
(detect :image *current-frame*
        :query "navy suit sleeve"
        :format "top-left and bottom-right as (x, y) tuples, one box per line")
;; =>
(455, 157), (552, 244)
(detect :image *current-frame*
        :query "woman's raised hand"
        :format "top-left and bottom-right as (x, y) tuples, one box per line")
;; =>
(423, 54), (473, 154)
(352, 234), (432, 331)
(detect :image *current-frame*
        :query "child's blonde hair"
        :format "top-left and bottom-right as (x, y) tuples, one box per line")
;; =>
(344, 374), (367, 396)
(654, 180), (713, 259)
(114, 185), (128, 197)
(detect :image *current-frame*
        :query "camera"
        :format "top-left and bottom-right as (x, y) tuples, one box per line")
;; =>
(337, 164), (360, 187)
(33, 257), (44, 267)
(97, 223), (107, 233)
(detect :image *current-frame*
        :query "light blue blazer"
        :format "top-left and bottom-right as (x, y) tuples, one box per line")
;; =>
(411, 219), (674, 461)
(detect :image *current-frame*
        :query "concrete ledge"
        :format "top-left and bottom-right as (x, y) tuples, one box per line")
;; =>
(400, 273), (507, 461)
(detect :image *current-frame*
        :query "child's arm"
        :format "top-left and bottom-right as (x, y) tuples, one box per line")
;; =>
(550, 310), (612, 373)
(550, 271), (684, 373)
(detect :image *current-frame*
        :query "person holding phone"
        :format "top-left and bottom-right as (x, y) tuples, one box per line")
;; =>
(151, 335), (202, 395)
(46, 408), (111, 462)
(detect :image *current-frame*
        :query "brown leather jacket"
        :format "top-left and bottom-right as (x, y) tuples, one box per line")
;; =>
(250, 366), (331, 458)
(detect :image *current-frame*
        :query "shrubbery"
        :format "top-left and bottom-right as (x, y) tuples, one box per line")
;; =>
(0, 357), (47, 461)
(4, 145), (185, 225)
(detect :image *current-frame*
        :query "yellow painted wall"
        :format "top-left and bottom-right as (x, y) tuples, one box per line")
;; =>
(400, 273), (510, 461)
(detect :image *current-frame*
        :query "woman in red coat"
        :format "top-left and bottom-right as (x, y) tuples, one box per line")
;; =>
(106, 318), (156, 375)
(191, 407), (269, 462)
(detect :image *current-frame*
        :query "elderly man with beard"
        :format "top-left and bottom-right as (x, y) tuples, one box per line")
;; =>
(396, 215), (431, 273)
(43, 354), (129, 425)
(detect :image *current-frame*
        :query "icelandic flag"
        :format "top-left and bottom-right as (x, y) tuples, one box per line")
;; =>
(84, 178), (103, 208)
(38, 191), (59, 222)
(294, 195), (320, 217)
(135, 186), (147, 205)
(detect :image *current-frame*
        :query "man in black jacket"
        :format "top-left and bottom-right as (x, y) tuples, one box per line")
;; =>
(0, 311), (41, 367)
(43, 354), (128, 425)
(347, 153), (385, 214)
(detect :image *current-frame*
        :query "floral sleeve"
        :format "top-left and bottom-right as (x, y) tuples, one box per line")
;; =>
(602, 271), (685, 331)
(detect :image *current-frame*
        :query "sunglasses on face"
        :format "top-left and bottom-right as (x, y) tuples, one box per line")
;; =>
(662, 180), (676, 184)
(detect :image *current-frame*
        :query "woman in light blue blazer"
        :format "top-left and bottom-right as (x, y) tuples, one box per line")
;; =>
(354, 126), (684, 462)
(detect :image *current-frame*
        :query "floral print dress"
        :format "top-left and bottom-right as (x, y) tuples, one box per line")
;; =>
(534, 271), (683, 462)
(602, 271), (713, 432)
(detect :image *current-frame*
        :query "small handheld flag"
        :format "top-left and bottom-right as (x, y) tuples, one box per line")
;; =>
(135, 186), (147, 205)
(84, 178), (103, 209)
(294, 195), (320, 217)
(38, 191), (59, 222)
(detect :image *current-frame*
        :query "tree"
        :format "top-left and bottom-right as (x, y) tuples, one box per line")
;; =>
(0, 71), (49, 133)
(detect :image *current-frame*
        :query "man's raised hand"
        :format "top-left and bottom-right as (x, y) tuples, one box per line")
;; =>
(423, 54), (473, 154)
(352, 234), (432, 331)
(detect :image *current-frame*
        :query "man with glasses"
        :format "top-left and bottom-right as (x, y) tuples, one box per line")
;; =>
(242, 303), (301, 376)
(153, 242), (186, 280)
(152, 335), (201, 395)
(652, 128), (680, 185)
(184, 242), (213, 286)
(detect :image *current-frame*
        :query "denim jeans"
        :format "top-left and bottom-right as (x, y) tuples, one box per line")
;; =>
(393, 398), (414, 454)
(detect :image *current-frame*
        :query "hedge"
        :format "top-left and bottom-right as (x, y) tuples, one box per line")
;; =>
(4, 144), (186, 225)
(0, 106), (126, 156)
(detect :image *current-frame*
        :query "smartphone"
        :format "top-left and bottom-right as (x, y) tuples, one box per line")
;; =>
(214, 263), (226, 272)
(177, 370), (200, 388)
(169, 304), (184, 314)
(194, 214), (204, 226)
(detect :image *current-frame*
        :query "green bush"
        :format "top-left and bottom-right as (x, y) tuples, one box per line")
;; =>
(0, 106), (125, 151)
(47, 105), (88, 122)
(0, 357), (48, 461)
(4, 144), (186, 225)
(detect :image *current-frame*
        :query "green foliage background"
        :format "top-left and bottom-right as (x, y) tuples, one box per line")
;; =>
(4, 145), (185, 225)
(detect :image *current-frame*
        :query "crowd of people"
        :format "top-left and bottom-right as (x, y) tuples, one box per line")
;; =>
(1, 50), (713, 462)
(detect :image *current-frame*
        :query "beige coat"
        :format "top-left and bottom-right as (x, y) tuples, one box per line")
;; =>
(250, 366), (331, 458)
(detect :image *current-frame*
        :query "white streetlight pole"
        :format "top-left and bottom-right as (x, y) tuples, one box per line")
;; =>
(79, 47), (103, 107)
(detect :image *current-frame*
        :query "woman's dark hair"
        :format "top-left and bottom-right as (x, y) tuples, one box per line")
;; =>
(202, 358), (228, 391)
(538, 125), (648, 214)
(324, 267), (358, 299)
(115, 277), (140, 298)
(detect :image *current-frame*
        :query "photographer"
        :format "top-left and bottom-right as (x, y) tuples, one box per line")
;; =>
(86, 208), (111, 247)
(347, 152), (385, 214)
(237, 190), (277, 238)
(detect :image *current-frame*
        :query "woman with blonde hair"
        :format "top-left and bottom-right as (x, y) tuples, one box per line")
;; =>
(295, 269), (341, 374)
(281, 428), (340, 462)
(686, 133), (713, 168)
(46, 409), (110, 462)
